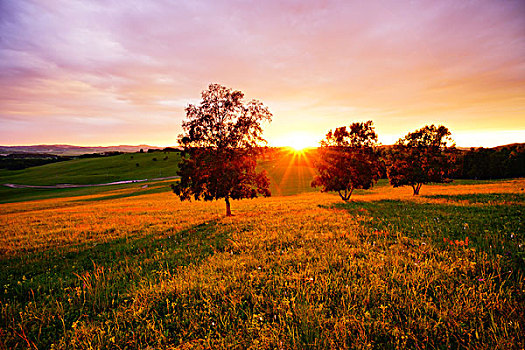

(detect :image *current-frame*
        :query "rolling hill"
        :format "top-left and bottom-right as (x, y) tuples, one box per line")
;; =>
(0, 148), (326, 203)
(0, 144), (165, 156)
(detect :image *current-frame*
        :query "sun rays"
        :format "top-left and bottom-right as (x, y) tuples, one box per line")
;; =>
(265, 148), (318, 197)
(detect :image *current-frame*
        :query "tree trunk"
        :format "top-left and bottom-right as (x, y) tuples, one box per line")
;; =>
(225, 196), (232, 216)
(338, 187), (353, 201)
(412, 183), (422, 195)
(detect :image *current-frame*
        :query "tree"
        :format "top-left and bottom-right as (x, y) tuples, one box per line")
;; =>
(311, 121), (382, 201)
(171, 84), (272, 216)
(387, 125), (456, 195)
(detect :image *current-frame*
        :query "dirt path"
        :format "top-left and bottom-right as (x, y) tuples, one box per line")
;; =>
(2, 176), (180, 189)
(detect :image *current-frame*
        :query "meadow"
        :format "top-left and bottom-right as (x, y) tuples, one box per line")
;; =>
(0, 151), (181, 204)
(0, 151), (524, 349)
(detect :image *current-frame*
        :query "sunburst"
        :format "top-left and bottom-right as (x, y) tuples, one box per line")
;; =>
(282, 132), (317, 152)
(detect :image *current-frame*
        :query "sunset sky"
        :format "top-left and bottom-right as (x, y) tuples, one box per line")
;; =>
(1, 0), (524, 148)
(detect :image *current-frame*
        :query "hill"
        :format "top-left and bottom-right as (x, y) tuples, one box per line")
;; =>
(0, 151), (180, 186)
(0, 151), (182, 203)
(0, 144), (165, 156)
(0, 149), (327, 203)
(2, 147), (373, 204)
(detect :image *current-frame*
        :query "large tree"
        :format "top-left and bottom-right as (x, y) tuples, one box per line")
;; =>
(171, 84), (272, 216)
(311, 121), (382, 201)
(387, 124), (456, 195)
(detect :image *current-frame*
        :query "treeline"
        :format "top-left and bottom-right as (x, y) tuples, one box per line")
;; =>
(0, 154), (71, 170)
(455, 144), (525, 180)
(0, 152), (125, 170)
(0, 148), (182, 171)
(303, 144), (525, 181)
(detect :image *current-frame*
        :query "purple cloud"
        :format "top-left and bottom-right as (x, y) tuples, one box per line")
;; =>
(1, 0), (524, 146)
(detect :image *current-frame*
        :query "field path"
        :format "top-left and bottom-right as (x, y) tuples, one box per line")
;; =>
(2, 175), (180, 189)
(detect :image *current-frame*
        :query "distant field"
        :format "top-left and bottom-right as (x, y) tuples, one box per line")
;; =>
(0, 149), (326, 203)
(0, 176), (523, 348)
(0, 151), (180, 186)
(1, 148), (514, 204)
(0, 152), (181, 203)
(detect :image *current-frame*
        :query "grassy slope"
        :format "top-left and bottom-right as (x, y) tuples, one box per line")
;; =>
(1, 149), (326, 203)
(0, 152), (181, 203)
(259, 149), (320, 197)
(0, 147), (501, 204)
(0, 179), (523, 348)
(0, 152), (180, 186)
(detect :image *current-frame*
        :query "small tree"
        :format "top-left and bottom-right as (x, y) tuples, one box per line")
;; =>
(387, 125), (456, 195)
(311, 121), (381, 201)
(171, 83), (272, 216)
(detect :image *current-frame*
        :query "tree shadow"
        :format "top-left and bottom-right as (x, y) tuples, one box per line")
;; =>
(0, 220), (228, 306)
(329, 198), (523, 273)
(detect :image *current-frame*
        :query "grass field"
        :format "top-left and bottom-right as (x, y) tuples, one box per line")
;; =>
(0, 152), (523, 348)
(0, 152), (181, 186)
(0, 152), (181, 204)
(1, 153), (523, 349)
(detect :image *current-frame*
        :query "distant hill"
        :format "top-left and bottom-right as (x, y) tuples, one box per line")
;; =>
(0, 148), (320, 203)
(491, 143), (524, 151)
(0, 144), (167, 156)
(2, 143), (522, 156)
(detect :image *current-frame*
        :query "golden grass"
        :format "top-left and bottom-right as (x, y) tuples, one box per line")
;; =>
(1, 179), (523, 256)
(1, 179), (523, 348)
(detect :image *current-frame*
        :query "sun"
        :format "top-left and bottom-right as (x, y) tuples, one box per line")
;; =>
(282, 132), (318, 152)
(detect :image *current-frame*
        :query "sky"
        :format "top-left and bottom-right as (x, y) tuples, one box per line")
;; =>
(1, 0), (524, 148)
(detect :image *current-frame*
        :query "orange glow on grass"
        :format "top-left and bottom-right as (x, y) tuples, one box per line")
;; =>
(275, 148), (318, 196)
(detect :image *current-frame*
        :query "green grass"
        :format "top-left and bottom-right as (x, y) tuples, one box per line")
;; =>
(0, 152), (181, 203)
(79, 182), (178, 202)
(424, 192), (525, 203)
(0, 147), (520, 204)
(0, 152), (180, 186)
(1, 147), (499, 205)
(1, 181), (524, 348)
(335, 198), (524, 273)
(1, 152), (524, 348)
(1, 221), (228, 349)
(0, 149), (325, 203)
(0, 180), (181, 204)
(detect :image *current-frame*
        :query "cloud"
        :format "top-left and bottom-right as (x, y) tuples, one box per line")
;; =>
(0, 0), (524, 145)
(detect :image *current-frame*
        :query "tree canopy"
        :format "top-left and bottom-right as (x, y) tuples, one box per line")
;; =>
(171, 84), (272, 216)
(311, 121), (382, 201)
(387, 124), (456, 195)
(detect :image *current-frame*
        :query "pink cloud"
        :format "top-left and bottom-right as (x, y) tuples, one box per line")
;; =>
(0, 0), (524, 146)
